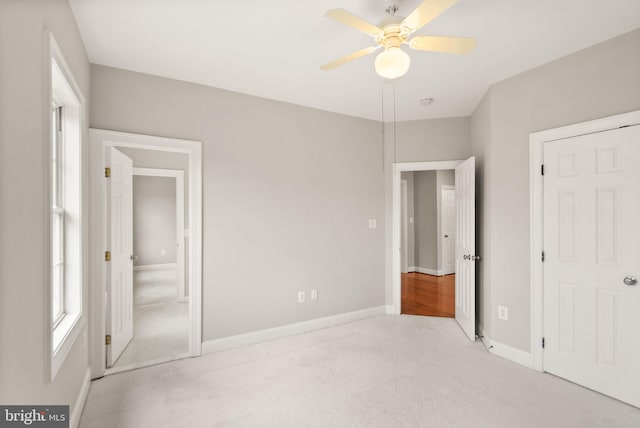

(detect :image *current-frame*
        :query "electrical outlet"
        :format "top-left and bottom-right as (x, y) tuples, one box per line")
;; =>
(311, 289), (318, 300)
(409, 217), (414, 224)
(498, 306), (509, 321)
(298, 291), (305, 303)
(160, 249), (167, 256)
(368, 219), (377, 229)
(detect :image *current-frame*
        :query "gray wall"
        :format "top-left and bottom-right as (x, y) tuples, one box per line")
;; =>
(471, 28), (640, 352)
(0, 0), (90, 415)
(395, 117), (471, 162)
(133, 176), (177, 266)
(470, 89), (492, 338)
(90, 64), (386, 341)
(414, 171), (438, 271)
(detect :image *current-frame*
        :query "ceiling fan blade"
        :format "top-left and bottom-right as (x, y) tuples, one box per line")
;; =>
(325, 9), (382, 36)
(320, 46), (379, 71)
(409, 36), (476, 54)
(402, 0), (459, 32)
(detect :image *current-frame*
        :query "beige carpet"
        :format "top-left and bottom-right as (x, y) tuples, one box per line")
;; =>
(80, 315), (640, 427)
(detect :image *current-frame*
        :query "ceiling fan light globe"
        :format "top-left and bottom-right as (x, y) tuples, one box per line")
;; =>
(375, 48), (410, 79)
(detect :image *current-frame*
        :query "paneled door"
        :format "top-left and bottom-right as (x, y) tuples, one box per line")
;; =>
(543, 125), (640, 407)
(107, 147), (134, 367)
(455, 157), (476, 341)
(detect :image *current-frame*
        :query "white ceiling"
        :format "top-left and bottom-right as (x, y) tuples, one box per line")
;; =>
(68, 0), (640, 121)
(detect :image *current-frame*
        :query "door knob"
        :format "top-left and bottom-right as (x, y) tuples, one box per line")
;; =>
(463, 255), (469, 260)
(471, 255), (481, 261)
(624, 276), (637, 286)
(444, 235), (449, 238)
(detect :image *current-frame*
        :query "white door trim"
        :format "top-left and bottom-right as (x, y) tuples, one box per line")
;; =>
(529, 110), (640, 372)
(401, 179), (409, 273)
(132, 167), (186, 301)
(89, 129), (203, 379)
(392, 160), (464, 315)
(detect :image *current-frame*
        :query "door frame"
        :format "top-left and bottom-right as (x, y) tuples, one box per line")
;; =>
(132, 167), (186, 301)
(89, 129), (202, 379)
(529, 110), (640, 373)
(401, 179), (409, 273)
(440, 185), (456, 275)
(392, 160), (464, 315)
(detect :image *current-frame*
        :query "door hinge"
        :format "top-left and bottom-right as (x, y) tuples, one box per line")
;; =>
(542, 337), (545, 349)
(541, 251), (545, 262)
(106, 335), (111, 345)
(105, 251), (111, 262)
(105, 167), (111, 178)
(541, 164), (544, 176)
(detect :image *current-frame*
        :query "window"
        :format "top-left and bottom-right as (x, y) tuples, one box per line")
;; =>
(51, 105), (65, 327)
(49, 35), (84, 380)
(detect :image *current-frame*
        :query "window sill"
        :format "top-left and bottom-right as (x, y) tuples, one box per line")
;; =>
(51, 311), (84, 381)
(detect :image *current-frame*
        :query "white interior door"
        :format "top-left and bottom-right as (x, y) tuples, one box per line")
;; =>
(441, 186), (456, 275)
(455, 157), (476, 341)
(543, 125), (640, 407)
(107, 147), (134, 367)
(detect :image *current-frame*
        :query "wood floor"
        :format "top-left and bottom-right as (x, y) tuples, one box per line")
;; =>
(401, 272), (455, 318)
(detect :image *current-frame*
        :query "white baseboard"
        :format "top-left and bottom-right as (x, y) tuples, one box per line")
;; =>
(480, 328), (534, 369)
(70, 368), (91, 428)
(202, 306), (387, 354)
(133, 263), (177, 271)
(411, 266), (444, 276)
(385, 305), (395, 315)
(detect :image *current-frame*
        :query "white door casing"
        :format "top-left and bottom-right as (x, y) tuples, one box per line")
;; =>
(401, 180), (409, 273)
(543, 125), (640, 407)
(455, 157), (476, 341)
(441, 186), (456, 275)
(107, 147), (134, 367)
(89, 129), (202, 379)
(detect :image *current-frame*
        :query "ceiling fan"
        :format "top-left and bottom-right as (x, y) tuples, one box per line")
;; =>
(320, 0), (476, 79)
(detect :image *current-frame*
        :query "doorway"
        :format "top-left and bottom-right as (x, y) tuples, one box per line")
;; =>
(400, 170), (456, 318)
(89, 129), (202, 379)
(108, 167), (187, 369)
(392, 159), (478, 341)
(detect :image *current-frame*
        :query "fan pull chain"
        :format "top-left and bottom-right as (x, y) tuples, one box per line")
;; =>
(393, 82), (397, 164)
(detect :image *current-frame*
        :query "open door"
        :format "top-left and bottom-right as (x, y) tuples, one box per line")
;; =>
(455, 157), (476, 341)
(106, 147), (134, 367)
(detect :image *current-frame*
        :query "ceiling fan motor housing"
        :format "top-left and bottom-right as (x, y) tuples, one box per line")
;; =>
(376, 23), (410, 50)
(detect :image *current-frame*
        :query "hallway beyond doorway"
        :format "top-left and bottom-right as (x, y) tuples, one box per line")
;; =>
(112, 268), (188, 368)
(401, 272), (454, 317)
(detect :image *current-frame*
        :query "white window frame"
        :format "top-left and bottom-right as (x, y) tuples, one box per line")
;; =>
(47, 33), (86, 380)
(51, 104), (65, 328)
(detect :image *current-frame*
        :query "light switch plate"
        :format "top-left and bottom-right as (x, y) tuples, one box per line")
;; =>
(298, 291), (305, 303)
(311, 289), (318, 300)
(368, 219), (377, 229)
(498, 306), (509, 321)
